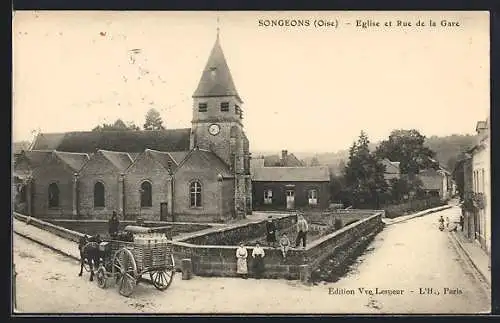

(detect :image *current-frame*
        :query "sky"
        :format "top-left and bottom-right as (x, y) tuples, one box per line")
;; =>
(12, 11), (490, 153)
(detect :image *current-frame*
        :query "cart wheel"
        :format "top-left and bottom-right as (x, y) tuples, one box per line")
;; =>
(112, 248), (137, 297)
(96, 266), (107, 289)
(149, 255), (175, 291)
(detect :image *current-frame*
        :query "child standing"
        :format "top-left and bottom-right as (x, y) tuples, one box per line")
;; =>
(279, 233), (291, 259)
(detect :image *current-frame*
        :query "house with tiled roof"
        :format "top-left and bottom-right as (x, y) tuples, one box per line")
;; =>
(260, 150), (305, 167)
(18, 30), (252, 222)
(380, 158), (401, 183)
(252, 166), (330, 211)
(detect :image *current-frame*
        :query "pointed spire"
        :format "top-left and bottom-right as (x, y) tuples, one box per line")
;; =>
(192, 27), (241, 101)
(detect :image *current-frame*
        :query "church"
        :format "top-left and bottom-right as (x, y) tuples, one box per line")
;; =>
(14, 32), (252, 223)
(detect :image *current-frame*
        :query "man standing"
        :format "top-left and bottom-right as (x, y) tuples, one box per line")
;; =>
(266, 216), (277, 247)
(108, 211), (120, 238)
(295, 213), (309, 248)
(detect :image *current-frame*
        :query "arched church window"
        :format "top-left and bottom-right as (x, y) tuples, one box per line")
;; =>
(48, 183), (59, 208)
(94, 182), (105, 208)
(140, 181), (152, 207)
(190, 181), (202, 207)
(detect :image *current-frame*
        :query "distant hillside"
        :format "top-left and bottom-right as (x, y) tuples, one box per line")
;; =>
(253, 134), (477, 176)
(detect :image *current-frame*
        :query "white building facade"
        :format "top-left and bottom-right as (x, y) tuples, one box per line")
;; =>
(471, 118), (490, 254)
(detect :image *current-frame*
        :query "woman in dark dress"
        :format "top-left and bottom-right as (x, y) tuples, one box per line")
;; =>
(252, 242), (265, 279)
(265, 216), (277, 247)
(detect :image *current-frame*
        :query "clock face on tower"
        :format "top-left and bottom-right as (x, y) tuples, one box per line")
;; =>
(208, 123), (220, 136)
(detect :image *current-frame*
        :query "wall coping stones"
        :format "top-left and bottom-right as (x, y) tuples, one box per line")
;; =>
(305, 212), (383, 250)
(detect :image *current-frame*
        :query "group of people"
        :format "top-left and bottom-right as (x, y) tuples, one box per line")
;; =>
(235, 213), (310, 279)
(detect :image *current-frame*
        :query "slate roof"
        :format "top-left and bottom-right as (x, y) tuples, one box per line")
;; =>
(53, 151), (90, 172)
(98, 150), (133, 171)
(252, 166), (330, 182)
(144, 149), (184, 171)
(30, 129), (191, 153)
(166, 151), (190, 165)
(15, 150), (53, 169)
(263, 152), (304, 167)
(28, 133), (66, 150)
(192, 35), (241, 101)
(176, 148), (233, 177)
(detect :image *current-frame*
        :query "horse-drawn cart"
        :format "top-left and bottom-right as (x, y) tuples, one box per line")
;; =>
(95, 225), (175, 297)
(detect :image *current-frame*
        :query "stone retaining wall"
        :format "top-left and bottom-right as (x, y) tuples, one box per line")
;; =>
(44, 219), (211, 238)
(180, 215), (296, 245)
(171, 241), (307, 279)
(13, 210), (384, 281)
(305, 212), (384, 270)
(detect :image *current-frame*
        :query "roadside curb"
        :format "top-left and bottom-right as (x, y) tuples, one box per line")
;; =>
(384, 205), (453, 226)
(449, 231), (491, 288)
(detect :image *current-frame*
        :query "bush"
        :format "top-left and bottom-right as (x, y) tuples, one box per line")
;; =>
(384, 197), (445, 218)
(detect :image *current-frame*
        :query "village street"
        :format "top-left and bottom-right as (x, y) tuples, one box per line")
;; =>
(13, 206), (490, 314)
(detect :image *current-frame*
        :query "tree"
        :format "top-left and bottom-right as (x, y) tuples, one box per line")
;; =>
(92, 119), (140, 131)
(375, 129), (438, 177)
(388, 176), (424, 203)
(343, 131), (389, 208)
(143, 108), (165, 130)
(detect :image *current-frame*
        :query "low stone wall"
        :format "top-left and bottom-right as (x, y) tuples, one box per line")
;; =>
(14, 210), (385, 282)
(171, 241), (307, 279)
(305, 212), (384, 270)
(44, 219), (211, 238)
(180, 215), (296, 245)
(172, 212), (384, 281)
(13, 212), (84, 242)
(384, 198), (445, 218)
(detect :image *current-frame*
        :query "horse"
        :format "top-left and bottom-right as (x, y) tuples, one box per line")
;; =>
(78, 234), (102, 281)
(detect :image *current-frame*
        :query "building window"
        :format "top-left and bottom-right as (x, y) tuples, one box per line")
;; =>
(48, 183), (59, 208)
(264, 189), (273, 205)
(190, 181), (202, 207)
(198, 103), (207, 112)
(308, 189), (318, 206)
(94, 182), (105, 208)
(140, 181), (152, 207)
(220, 102), (229, 112)
(235, 105), (240, 116)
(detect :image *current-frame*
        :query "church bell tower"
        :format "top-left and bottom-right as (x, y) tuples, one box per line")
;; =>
(190, 28), (252, 217)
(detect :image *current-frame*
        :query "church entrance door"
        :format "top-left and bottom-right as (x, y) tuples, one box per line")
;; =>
(160, 202), (169, 222)
(286, 190), (295, 210)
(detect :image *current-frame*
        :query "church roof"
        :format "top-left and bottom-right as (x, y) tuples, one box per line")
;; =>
(53, 151), (90, 172)
(175, 148), (233, 177)
(30, 129), (191, 153)
(192, 35), (241, 101)
(15, 150), (53, 169)
(98, 150), (133, 171)
(144, 149), (189, 171)
(252, 166), (330, 182)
